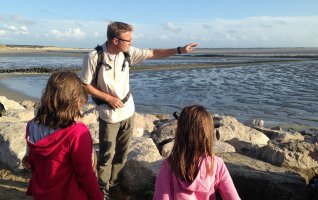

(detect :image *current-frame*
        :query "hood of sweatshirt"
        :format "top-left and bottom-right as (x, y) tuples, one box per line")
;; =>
(176, 157), (217, 193)
(26, 121), (77, 157)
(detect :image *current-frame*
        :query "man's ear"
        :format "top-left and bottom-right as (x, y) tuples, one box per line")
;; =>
(112, 38), (119, 45)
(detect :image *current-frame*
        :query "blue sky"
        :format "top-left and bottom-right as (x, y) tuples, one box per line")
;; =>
(1, 0), (318, 48)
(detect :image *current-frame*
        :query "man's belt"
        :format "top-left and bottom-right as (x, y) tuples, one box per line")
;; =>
(92, 91), (131, 106)
(121, 91), (131, 104)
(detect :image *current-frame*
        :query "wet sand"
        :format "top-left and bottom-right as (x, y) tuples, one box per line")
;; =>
(0, 73), (39, 102)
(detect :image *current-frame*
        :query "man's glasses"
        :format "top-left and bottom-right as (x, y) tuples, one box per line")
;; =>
(117, 38), (131, 43)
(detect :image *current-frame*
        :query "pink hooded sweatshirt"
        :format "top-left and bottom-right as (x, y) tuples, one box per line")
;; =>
(26, 122), (103, 200)
(154, 156), (240, 200)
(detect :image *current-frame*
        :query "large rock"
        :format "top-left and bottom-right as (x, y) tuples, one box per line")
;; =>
(227, 138), (264, 157)
(254, 126), (305, 142)
(79, 104), (99, 143)
(0, 102), (5, 117)
(0, 96), (25, 110)
(220, 152), (311, 200)
(257, 144), (318, 182)
(133, 113), (158, 137)
(5, 109), (35, 121)
(151, 119), (177, 146)
(121, 137), (162, 197)
(20, 100), (39, 109)
(218, 116), (270, 145)
(161, 141), (174, 158)
(0, 122), (27, 171)
(227, 138), (318, 182)
(214, 140), (236, 153)
(81, 104), (99, 125)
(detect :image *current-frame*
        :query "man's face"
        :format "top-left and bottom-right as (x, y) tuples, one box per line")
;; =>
(116, 31), (132, 52)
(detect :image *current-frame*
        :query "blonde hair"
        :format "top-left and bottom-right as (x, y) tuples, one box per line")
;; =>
(107, 21), (133, 40)
(168, 105), (215, 182)
(35, 71), (88, 129)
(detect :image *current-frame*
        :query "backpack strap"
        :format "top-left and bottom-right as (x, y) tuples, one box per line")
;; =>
(92, 45), (132, 85)
(121, 52), (132, 71)
(92, 45), (104, 87)
(91, 45), (132, 105)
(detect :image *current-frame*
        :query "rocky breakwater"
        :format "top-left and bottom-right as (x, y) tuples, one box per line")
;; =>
(0, 96), (317, 200)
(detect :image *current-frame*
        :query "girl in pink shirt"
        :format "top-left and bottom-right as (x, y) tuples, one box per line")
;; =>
(154, 105), (240, 200)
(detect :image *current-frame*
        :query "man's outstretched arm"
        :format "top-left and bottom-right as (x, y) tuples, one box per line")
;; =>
(146, 43), (198, 60)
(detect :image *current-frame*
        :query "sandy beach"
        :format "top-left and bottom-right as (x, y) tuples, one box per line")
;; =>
(0, 164), (31, 200)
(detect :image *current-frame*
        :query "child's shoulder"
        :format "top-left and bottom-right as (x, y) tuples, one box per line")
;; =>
(213, 156), (225, 165)
(160, 159), (172, 170)
(69, 122), (90, 132)
(201, 156), (226, 169)
(66, 123), (91, 140)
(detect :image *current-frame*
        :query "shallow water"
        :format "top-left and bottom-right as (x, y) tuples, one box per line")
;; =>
(0, 52), (279, 69)
(1, 60), (317, 128)
(0, 51), (317, 128)
(0, 55), (82, 69)
(131, 61), (318, 127)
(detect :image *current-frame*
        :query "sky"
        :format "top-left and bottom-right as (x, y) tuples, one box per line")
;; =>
(1, 0), (318, 48)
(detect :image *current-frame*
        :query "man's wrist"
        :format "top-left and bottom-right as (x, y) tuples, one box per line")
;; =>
(177, 46), (182, 54)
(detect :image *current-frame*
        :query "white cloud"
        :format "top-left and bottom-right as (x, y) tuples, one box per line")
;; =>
(6, 24), (16, 31)
(71, 28), (86, 38)
(19, 26), (28, 34)
(178, 16), (318, 47)
(2, 24), (28, 35)
(2, 15), (318, 48)
(93, 31), (99, 37)
(49, 27), (86, 39)
(0, 29), (6, 35)
(164, 22), (182, 33)
(159, 34), (169, 40)
(50, 29), (63, 37)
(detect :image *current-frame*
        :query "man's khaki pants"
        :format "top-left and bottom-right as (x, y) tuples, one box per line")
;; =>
(97, 114), (134, 191)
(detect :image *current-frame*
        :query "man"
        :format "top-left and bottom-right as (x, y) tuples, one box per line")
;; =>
(81, 21), (197, 199)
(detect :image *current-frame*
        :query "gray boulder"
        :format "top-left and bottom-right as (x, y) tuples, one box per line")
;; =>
(0, 122), (27, 171)
(220, 152), (311, 200)
(218, 116), (270, 145)
(121, 137), (162, 197)
(0, 96), (25, 110)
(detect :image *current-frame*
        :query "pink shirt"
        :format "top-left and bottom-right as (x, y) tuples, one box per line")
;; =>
(154, 156), (240, 200)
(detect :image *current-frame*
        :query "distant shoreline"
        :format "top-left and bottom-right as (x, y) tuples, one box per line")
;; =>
(1, 45), (318, 56)
(0, 44), (90, 51)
